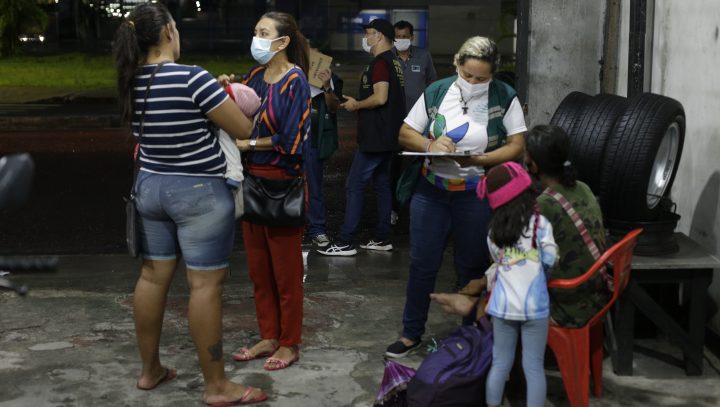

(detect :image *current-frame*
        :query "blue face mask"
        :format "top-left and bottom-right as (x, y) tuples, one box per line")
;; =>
(250, 36), (285, 65)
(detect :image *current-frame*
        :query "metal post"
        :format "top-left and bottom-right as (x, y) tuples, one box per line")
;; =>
(515, 0), (530, 112)
(627, 0), (647, 98)
(601, 0), (621, 94)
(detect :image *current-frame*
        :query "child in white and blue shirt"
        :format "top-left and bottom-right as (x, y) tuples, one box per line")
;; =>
(476, 161), (558, 407)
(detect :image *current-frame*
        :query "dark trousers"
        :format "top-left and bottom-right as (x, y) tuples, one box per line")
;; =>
(304, 145), (327, 237)
(401, 178), (491, 340)
(338, 150), (394, 243)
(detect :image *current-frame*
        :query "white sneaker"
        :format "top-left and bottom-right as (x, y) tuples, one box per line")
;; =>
(311, 233), (331, 247)
(360, 239), (393, 251)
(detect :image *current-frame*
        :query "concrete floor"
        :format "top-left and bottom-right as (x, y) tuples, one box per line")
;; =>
(2, 246), (720, 407)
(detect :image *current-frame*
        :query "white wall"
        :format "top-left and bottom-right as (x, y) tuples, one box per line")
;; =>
(526, 0), (606, 127)
(536, 0), (720, 335)
(428, 1), (501, 57)
(649, 0), (720, 334)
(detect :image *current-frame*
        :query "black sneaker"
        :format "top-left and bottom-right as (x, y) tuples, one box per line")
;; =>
(317, 241), (357, 256)
(360, 239), (393, 251)
(385, 339), (421, 358)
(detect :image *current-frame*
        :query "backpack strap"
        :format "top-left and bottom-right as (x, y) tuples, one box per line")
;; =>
(543, 187), (612, 290)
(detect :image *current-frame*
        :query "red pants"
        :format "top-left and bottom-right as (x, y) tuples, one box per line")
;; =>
(242, 165), (304, 347)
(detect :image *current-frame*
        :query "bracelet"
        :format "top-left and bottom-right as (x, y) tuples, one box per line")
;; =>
(425, 139), (433, 152)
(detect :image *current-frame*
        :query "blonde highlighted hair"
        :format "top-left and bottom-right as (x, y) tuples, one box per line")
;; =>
(453, 36), (499, 72)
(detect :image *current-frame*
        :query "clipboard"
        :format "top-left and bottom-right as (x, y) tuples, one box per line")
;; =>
(400, 151), (482, 157)
(308, 50), (333, 89)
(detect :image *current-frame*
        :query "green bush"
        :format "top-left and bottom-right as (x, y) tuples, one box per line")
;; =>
(0, 53), (256, 89)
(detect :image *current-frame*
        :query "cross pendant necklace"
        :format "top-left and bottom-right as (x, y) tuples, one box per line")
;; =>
(460, 92), (470, 115)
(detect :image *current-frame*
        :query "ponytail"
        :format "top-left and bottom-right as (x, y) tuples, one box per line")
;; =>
(560, 160), (578, 188)
(263, 12), (310, 74)
(111, 3), (172, 123)
(112, 21), (142, 122)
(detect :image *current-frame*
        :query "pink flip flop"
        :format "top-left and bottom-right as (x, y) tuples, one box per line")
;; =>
(136, 367), (177, 391)
(263, 349), (300, 371)
(206, 386), (268, 406)
(232, 344), (279, 362)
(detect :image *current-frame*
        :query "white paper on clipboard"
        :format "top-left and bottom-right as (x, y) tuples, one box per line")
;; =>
(399, 151), (482, 157)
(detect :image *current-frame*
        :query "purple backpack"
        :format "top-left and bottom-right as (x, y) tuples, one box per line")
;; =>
(407, 318), (493, 407)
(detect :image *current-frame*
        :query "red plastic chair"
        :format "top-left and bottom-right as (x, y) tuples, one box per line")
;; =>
(547, 228), (642, 407)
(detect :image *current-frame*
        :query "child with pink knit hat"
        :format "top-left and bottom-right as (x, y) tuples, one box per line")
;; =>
(217, 83), (261, 217)
(476, 161), (558, 407)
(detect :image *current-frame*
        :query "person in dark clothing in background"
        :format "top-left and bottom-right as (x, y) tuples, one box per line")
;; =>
(389, 20), (438, 225)
(305, 55), (344, 248)
(318, 18), (405, 256)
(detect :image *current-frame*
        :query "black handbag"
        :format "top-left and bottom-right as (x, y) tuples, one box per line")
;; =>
(125, 62), (166, 257)
(242, 172), (305, 227)
(125, 195), (140, 258)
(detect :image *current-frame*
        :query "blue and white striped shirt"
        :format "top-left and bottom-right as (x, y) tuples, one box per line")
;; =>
(132, 63), (229, 176)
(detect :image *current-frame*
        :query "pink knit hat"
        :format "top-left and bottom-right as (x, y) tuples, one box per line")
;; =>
(225, 83), (261, 117)
(476, 161), (532, 209)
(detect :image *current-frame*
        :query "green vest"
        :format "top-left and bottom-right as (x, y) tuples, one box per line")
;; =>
(422, 75), (516, 151)
(395, 76), (518, 204)
(312, 96), (339, 160)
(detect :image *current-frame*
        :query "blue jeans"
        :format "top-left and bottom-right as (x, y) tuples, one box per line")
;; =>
(305, 145), (327, 237)
(401, 178), (491, 340)
(134, 171), (235, 270)
(486, 317), (549, 407)
(338, 150), (394, 243)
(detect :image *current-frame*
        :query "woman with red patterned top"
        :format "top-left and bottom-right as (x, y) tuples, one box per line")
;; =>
(224, 11), (311, 371)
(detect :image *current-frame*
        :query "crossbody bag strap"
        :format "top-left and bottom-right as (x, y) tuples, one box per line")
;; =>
(543, 187), (601, 259)
(131, 61), (167, 196)
(543, 187), (613, 290)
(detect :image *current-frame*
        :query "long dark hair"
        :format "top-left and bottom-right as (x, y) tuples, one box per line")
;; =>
(525, 124), (578, 188)
(263, 12), (310, 75)
(489, 189), (537, 248)
(112, 3), (172, 122)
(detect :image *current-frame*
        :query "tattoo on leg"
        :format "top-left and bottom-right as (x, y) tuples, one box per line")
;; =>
(208, 340), (223, 361)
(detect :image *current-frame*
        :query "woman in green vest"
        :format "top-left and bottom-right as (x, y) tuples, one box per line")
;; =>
(386, 36), (528, 358)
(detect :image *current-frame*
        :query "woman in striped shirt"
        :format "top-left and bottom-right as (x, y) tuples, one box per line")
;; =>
(112, 3), (267, 405)
(225, 12), (311, 372)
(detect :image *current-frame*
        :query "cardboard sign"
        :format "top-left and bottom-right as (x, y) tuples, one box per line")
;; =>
(308, 50), (333, 89)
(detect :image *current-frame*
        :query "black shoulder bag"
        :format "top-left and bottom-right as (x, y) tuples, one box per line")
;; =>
(241, 97), (306, 228)
(125, 62), (165, 257)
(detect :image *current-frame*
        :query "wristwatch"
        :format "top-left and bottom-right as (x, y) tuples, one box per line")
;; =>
(249, 139), (257, 150)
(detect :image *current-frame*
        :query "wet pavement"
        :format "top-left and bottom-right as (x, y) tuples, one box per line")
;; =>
(2, 250), (720, 406)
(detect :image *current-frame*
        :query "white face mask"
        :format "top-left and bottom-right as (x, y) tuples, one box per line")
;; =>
(456, 74), (490, 97)
(250, 36), (284, 65)
(394, 39), (411, 52)
(362, 33), (379, 54)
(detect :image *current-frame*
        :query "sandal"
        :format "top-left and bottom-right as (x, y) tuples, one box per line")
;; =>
(263, 346), (300, 371)
(206, 386), (268, 406)
(136, 367), (177, 391)
(233, 342), (279, 362)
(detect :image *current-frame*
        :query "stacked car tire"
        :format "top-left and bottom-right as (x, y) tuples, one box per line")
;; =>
(549, 91), (686, 255)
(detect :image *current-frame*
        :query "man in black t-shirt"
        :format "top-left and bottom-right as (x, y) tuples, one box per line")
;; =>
(318, 18), (406, 256)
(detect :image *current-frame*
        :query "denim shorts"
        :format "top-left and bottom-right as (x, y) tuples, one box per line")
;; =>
(134, 171), (235, 270)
